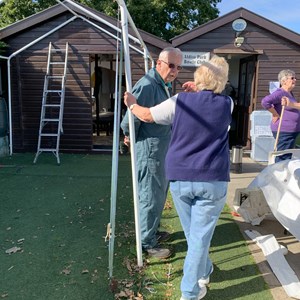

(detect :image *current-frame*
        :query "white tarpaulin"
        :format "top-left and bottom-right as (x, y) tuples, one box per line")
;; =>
(245, 229), (300, 299)
(233, 187), (271, 225)
(249, 159), (300, 241)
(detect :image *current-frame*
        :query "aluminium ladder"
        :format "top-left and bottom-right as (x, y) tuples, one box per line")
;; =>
(33, 42), (69, 165)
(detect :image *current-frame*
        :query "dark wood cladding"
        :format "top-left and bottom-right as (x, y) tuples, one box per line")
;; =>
(172, 15), (300, 108)
(8, 4), (299, 153)
(8, 46), (92, 152)
(1, 6), (169, 153)
(170, 7), (300, 148)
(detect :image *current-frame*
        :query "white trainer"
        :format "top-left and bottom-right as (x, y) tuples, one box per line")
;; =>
(180, 285), (207, 300)
(198, 276), (210, 287)
(197, 285), (207, 299)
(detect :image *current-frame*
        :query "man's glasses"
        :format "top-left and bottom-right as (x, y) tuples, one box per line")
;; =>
(160, 60), (182, 71)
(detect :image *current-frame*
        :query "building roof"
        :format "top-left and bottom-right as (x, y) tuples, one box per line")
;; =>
(0, 0), (171, 49)
(171, 7), (300, 47)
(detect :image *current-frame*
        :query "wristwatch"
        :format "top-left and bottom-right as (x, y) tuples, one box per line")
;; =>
(129, 103), (137, 111)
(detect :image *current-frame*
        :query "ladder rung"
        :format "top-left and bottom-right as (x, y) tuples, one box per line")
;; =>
(51, 49), (66, 53)
(40, 133), (59, 137)
(44, 104), (61, 107)
(45, 90), (62, 93)
(50, 62), (65, 65)
(42, 118), (60, 122)
(47, 75), (64, 79)
(39, 148), (58, 152)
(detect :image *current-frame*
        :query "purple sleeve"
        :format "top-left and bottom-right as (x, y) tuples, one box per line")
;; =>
(261, 89), (283, 109)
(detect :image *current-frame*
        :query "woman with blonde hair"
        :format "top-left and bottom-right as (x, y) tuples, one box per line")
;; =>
(124, 55), (232, 300)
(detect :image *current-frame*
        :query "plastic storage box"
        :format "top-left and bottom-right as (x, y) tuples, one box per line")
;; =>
(250, 110), (273, 137)
(250, 110), (275, 161)
(250, 136), (275, 161)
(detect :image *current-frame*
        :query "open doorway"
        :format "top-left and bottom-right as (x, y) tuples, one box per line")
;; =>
(90, 53), (126, 151)
(236, 55), (257, 148)
(219, 54), (257, 149)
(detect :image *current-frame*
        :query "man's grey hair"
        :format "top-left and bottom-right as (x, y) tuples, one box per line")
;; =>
(159, 47), (182, 60)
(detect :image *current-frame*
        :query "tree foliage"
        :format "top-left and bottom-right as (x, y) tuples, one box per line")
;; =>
(0, 0), (221, 41)
(127, 0), (221, 40)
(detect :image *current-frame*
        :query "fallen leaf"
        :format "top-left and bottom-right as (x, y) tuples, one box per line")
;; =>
(231, 211), (241, 217)
(125, 258), (132, 272)
(61, 269), (71, 275)
(109, 278), (118, 292)
(135, 292), (144, 300)
(116, 289), (134, 298)
(5, 247), (21, 254)
(125, 282), (134, 288)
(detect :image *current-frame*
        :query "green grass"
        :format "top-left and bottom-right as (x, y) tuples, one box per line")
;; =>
(0, 153), (273, 299)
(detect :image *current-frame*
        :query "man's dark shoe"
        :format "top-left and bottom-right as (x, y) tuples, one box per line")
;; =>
(146, 247), (172, 259)
(156, 231), (170, 243)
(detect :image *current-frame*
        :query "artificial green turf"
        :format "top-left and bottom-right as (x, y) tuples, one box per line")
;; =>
(138, 200), (273, 300)
(0, 153), (273, 300)
(0, 153), (125, 300)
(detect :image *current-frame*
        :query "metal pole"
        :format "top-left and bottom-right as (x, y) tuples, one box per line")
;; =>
(143, 48), (149, 73)
(62, 0), (141, 45)
(108, 34), (123, 279)
(56, 0), (146, 56)
(274, 106), (285, 152)
(118, 2), (143, 267)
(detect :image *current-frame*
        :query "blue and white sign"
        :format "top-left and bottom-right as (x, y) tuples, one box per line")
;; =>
(182, 52), (210, 67)
(269, 81), (279, 94)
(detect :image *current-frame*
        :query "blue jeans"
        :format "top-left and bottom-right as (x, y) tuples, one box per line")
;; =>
(272, 131), (299, 162)
(170, 181), (228, 299)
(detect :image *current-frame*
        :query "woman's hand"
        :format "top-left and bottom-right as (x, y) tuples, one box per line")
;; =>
(124, 92), (137, 108)
(123, 91), (154, 123)
(281, 96), (290, 107)
(182, 81), (196, 92)
(272, 115), (279, 124)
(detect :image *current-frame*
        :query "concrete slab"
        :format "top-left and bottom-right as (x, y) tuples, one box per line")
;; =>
(228, 156), (300, 300)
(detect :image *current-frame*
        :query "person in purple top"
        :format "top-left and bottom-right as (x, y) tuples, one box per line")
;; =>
(124, 55), (232, 300)
(261, 69), (300, 162)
